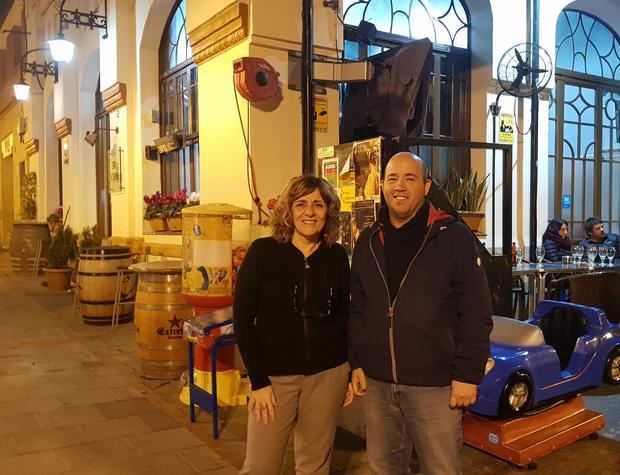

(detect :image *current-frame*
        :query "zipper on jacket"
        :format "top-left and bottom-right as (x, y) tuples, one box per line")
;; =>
(369, 224), (433, 384)
(302, 256), (311, 363)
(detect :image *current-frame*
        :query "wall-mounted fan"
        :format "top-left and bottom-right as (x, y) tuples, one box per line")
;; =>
(490, 43), (553, 121)
(497, 43), (553, 98)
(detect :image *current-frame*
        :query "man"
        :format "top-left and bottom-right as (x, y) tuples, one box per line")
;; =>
(578, 217), (619, 262)
(349, 152), (493, 475)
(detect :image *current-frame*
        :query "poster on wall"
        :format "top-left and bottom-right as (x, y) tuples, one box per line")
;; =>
(315, 137), (383, 255)
(108, 146), (123, 192)
(499, 112), (514, 144)
(321, 158), (339, 189)
(313, 96), (328, 132)
(352, 139), (381, 201)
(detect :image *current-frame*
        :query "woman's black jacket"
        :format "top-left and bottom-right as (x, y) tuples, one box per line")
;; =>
(233, 237), (350, 390)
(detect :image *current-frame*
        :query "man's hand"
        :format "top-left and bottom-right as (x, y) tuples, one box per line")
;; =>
(449, 380), (477, 408)
(351, 368), (367, 396)
(249, 385), (278, 424)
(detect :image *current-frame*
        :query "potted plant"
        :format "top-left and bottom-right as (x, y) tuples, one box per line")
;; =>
(164, 189), (188, 231)
(143, 191), (167, 232)
(46, 207), (63, 234)
(443, 169), (489, 233)
(44, 224), (78, 291)
(79, 224), (103, 250)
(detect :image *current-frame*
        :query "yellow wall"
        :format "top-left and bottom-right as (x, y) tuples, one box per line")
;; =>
(190, 0), (342, 220)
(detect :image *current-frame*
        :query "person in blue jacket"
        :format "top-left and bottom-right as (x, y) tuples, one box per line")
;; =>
(349, 152), (493, 475)
(579, 217), (620, 263)
(542, 218), (571, 262)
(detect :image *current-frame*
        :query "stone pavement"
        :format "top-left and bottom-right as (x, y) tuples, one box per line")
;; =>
(0, 249), (619, 475)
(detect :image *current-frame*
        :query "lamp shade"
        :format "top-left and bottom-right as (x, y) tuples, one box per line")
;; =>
(48, 35), (75, 63)
(13, 81), (30, 101)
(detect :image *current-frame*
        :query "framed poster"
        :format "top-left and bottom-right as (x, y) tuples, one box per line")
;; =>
(109, 146), (123, 192)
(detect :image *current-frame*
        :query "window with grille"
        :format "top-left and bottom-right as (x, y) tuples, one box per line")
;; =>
(159, 0), (199, 194)
(342, 0), (471, 182)
(549, 10), (620, 238)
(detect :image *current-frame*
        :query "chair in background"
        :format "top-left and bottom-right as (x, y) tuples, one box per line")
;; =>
(512, 276), (527, 320)
(109, 237), (145, 330)
(548, 272), (620, 324)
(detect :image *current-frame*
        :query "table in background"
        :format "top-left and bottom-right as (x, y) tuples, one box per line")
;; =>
(512, 261), (620, 317)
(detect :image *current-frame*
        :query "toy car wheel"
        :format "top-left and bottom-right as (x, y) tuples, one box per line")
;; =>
(499, 372), (533, 417)
(604, 346), (620, 385)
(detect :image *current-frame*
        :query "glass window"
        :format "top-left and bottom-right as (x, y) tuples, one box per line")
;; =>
(549, 10), (620, 238)
(556, 10), (620, 80)
(342, 0), (471, 141)
(158, 0), (199, 194)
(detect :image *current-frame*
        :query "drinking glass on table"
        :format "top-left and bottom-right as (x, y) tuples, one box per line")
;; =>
(599, 246), (608, 266)
(570, 244), (580, 265)
(515, 247), (525, 266)
(535, 246), (545, 266)
(607, 246), (616, 266)
(587, 245), (598, 266)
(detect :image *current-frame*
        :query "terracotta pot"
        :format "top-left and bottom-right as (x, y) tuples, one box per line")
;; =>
(147, 218), (168, 232)
(166, 216), (182, 231)
(44, 268), (73, 291)
(460, 211), (485, 233)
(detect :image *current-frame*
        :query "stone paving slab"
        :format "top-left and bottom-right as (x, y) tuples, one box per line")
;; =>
(1, 251), (620, 474)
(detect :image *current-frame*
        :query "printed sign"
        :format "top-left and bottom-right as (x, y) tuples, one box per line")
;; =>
(499, 112), (514, 144)
(321, 158), (339, 189)
(314, 97), (328, 132)
(562, 194), (571, 209)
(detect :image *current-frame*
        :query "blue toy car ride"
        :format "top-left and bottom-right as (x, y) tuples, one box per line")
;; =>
(469, 300), (620, 417)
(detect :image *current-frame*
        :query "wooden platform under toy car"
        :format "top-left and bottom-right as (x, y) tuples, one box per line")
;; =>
(463, 395), (605, 469)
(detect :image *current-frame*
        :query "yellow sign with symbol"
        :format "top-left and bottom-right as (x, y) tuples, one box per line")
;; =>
(314, 97), (328, 132)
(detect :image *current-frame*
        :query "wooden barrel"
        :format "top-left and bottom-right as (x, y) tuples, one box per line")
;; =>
(130, 261), (193, 380)
(9, 222), (51, 273)
(79, 246), (136, 325)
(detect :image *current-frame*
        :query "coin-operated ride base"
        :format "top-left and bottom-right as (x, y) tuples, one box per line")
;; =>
(179, 308), (248, 408)
(463, 395), (605, 469)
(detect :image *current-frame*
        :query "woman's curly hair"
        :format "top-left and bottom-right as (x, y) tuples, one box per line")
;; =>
(271, 175), (341, 246)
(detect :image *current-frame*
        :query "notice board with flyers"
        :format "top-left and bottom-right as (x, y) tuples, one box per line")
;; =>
(316, 137), (386, 255)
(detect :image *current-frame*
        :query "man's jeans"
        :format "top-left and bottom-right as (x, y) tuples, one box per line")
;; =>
(364, 377), (463, 475)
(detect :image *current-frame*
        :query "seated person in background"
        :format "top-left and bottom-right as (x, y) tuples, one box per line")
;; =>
(542, 218), (571, 262)
(578, 217), (620, 262)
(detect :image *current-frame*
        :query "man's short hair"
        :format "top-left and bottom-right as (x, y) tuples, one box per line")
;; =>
(584, 217), (602, 236)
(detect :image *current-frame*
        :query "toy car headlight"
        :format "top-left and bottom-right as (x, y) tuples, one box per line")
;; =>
(484, 358), (495, 375)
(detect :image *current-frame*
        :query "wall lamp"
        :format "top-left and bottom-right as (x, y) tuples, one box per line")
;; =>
(48, 0), (109, 63)
(13, 47), (58, 101)
(84, 126), (118, 146)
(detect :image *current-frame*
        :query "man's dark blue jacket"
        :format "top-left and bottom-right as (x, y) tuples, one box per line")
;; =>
(349, 203), (493, 386)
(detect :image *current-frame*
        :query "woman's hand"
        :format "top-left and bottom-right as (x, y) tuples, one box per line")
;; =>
(342, 382), (354, 407)
(351, 368), (367, 396)
(249, 385), (278, 424)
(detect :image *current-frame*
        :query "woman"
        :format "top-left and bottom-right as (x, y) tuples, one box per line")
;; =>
(542, 218), (571, 262)
(233, 175), (352, 475)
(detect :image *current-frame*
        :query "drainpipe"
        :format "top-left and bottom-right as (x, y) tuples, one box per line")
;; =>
(301, 0), (314, 174)
(529, 0), (540, 262)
